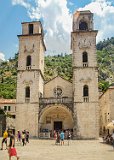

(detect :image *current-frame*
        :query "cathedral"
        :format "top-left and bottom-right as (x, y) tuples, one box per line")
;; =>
(16, 10), (99, 139)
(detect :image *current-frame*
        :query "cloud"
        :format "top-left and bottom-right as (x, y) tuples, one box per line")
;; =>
(11, 0), (72, 54)
(78, 0), (114, 42)
(0, 52), (5, 61)
(12, 0), (31, 8)
(11, 0), (114, 53)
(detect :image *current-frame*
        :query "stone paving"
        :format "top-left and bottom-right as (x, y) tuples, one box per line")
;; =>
(0, 138), (114, 160)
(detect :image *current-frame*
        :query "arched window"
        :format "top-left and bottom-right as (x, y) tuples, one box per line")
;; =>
(83, 85), (89, 97)
(25, 86), (30, 98)
(26, 55), (31, 66)
(83, 85), (89, 102)
(83, 52), (88, 62)
(82, 52), (88, 67)
(79, 21), (88, 30)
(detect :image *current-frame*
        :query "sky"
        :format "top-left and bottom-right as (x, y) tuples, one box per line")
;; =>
(0, 0), (114, 60)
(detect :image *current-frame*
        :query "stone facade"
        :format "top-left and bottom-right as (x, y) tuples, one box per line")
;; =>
(0, 99), (16, 136)
(71, 11), (99, 139)
(44, 76), (73, 98)
(0, 10), (99, 139)
(99, 85), (114, 135)
(15, 10), (99, 139)
(16, 21), (46, 137)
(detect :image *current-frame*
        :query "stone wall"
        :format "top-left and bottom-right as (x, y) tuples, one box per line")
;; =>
(44, 76), (73, 98)
(99, 86), (114, 134)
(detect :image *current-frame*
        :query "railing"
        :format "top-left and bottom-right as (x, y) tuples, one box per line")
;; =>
(26, 66), (31, 70)
(83, 62), (88, 67)
(39, 97), (73, 105)
(83, 96), (89, 102)
(25, 97), (30, 103)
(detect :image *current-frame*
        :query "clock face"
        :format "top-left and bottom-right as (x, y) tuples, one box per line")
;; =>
(54, 87), (62, 97)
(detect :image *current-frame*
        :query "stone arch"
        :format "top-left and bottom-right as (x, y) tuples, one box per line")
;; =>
(39, 104), (73, 135)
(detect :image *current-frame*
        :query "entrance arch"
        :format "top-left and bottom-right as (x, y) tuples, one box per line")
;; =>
(39, 104), (73, 137)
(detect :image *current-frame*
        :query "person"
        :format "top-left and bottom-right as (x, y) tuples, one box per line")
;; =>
(56, 131), (60, 145)
(54, 131), (57, 144)
(53, 130), (56, 139)
(21, 131), (25, 146)
(8, 133), (19, 160)
(67, 130), (71, 146)
(26, 131), (29, 143)
(1, 129), (8, 150)
(60, 130), (64, 146)
(17, 131), (21, 142)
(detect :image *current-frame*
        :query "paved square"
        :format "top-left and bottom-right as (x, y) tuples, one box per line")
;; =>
(0, 138), (114, 160)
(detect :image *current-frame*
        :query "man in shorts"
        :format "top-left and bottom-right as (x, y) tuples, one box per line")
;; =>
(60, 130), (65, 146)
(1, 129), (8, 150)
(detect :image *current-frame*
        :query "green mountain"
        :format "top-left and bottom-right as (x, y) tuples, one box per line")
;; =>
(44, 54), (72, 82)
(97, 37), (114, 91)
(0, 53), (18, 99)
(0, 37), (114, 99)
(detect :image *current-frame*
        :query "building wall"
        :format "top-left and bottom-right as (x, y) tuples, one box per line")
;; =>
(0, 99), (16, 135)
(72, 11), (99, 139)
(109, 88), (114, 121)
(18, 36), (40, 71)
(16, 103), (39, 137)
(16, 21), (45, 137)
(74, 103), (99, 139)
(22, 22), (42, 35)
(44, 76), (73, 98)
(73, 68), (98, 102)
(99, 87), (114, 134)
(72, 32), (97, 68)
(0, 11), (103, 139)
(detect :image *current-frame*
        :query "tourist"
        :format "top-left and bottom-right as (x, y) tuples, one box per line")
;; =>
(60, 130), (64, 146)
(56, 131), (60, 145)
(17, 131), (21, 142)
(1, 129), (8, 150)
(67, 130), (71, 146)
(21, 131), (25, 146)
(26, 131), (29, 143)
(53, 130), (56, 138)
(54, 131), (57, 144)
(8, 133), (19, 160)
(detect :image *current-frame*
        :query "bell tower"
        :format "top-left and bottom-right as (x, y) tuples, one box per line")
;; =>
(71, 11), (99, 139)
(16, 21), (46, 137)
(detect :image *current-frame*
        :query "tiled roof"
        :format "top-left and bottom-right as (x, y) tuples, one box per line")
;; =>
(0, 99), (16, 104)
